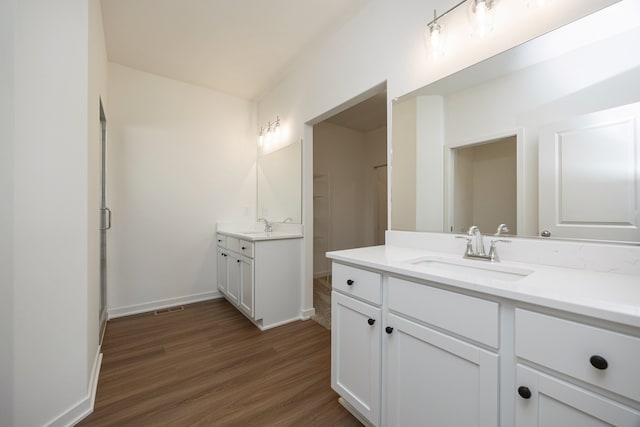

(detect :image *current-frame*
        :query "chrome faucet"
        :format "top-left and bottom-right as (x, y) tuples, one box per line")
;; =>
(456, 225), (510, 262)
(495, 224), (510, 236)
(257, 217), (273, 233)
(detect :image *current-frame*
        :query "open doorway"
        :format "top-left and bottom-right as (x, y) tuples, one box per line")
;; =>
(311, 90), (387, 329)
(450, 136), (517, 234)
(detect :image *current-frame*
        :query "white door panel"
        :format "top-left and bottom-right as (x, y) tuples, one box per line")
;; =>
(539, 103), (640, 241)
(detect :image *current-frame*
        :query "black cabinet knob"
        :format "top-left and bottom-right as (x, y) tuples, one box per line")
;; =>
(237, 259), (240, 263)
(517, 386), (532, 399)
(242, 246), (246, 250)
(385, 326), (394, 334)
(346, 279), (354, 286)
(368, 318), (375, 326)
(590, 355), (608, 370)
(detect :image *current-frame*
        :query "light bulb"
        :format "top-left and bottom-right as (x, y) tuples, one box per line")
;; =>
(425, 10), (445, 60)
(274, 117), (281, 142)
(469, 0), (496, 37)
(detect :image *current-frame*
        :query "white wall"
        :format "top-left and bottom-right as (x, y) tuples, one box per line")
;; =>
(107, 63), (256, 315)
(257, 0), (620, 314)
(87, 0), (108, 384)
(0, 1), (15, 425)
(8, 0), (107, 425)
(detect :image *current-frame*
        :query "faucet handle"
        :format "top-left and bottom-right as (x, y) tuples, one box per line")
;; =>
(456, 235), (474, 256)
(488, 239), (511, 262)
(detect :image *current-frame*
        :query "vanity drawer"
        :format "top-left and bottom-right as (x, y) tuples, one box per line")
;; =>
(515, 309), (640, 402)
(332, 263), (382, 306)
(239, 240), (254, 258)
(226, 237), (240, 253)
(216, 234), (226, 247)
(388, 277), (499, 348)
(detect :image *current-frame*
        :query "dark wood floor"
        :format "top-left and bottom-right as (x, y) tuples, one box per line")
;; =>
(79, 298), (361, 426)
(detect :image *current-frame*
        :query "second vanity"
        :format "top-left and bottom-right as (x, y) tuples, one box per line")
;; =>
(327, 231), (640, 427)
(216, 225), (303, 330)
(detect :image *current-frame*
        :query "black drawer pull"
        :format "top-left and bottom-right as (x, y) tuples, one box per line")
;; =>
(368, 318), (375, 326)
(242, 246), (246, 250)
(385, 326), (394, 334)
(346, 279), (354, 286)
(517, 386), (531, 399)
(590, 355), (608, 370)
(237, 259), (241, 263)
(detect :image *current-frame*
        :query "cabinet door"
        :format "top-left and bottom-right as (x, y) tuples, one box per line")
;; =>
(239, 257), (254, 317)
(226, 253), (240, 304)
(385, 313), (499, 427)
(331, 291), (381, 426)
(516, 365), (640, 427)
(217, 248), (227, 295)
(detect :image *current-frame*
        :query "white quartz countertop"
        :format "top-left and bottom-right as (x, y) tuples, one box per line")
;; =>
(217, 229), (302, 241)
(327, 245), (640, 328)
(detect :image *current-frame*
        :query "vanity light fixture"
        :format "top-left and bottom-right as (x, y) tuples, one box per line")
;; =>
(425, 0), (500, 60)
(258, 116), (281, 147)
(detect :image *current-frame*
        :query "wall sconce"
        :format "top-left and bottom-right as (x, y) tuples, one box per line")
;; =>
(258, 116), (281, 147)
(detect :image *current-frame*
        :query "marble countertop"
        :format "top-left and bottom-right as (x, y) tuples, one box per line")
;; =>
(217, 229), (302, 241)
(327, 245), (640, 328)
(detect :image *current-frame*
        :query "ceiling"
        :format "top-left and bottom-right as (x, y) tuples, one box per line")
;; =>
(324, 91), (387, 132)
(101, 0), (371, 101)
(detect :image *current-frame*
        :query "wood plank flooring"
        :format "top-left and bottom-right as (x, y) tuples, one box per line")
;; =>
(79, 299), (361, 426)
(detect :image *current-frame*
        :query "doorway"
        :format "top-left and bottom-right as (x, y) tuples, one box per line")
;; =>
(99, 100), (110, 342)
(311, 90), (387, 329)
(450, 136), (517, 234)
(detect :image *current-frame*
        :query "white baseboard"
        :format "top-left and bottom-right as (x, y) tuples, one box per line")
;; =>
(301, 307), (315, 320)
(259, 315), (304, 331)
(48, 347), (102, 427)
(108, 291), (222, 319)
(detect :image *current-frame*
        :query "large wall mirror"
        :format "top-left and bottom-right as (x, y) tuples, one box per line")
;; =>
(391, 0), (640, 244)
(257, 141), (302, 223)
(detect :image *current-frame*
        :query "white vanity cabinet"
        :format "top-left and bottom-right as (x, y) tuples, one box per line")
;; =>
(330, 257), (640, 426)
(331, 263), (382, 426)
(332, 291), (381, 426)
(331, 264), (499, 426)
(514, 309), (640, 426)
(216, 236), (243, 305)
(385, 277), (499, 427)
(216, 232), (301, 330)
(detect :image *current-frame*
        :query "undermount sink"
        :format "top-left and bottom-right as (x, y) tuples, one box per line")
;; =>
(409, 257), (533, 282)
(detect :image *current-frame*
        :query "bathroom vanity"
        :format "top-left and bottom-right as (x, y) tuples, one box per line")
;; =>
(328, 231), (640, 427)
(216, 228), (302, 330)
